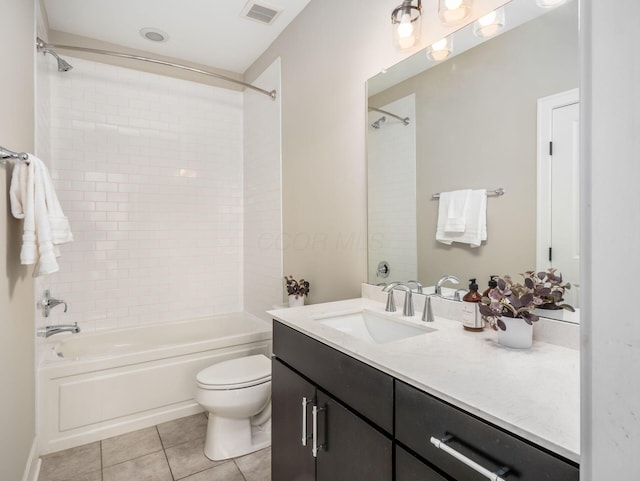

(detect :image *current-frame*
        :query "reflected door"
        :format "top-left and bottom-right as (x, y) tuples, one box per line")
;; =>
(551, 101), (580, 306)
(538, 89), (580, 307)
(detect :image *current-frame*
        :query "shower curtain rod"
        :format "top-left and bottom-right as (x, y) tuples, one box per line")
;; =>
(368, 107), (410, 125)
(36, 37), (277, 100)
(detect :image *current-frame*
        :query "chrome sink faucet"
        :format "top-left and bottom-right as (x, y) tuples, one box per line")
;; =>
(435, 275), (460, 297)
(382, 282), (415, 316)
(37, 322), (80, 338)
(422, 275), (461, 323)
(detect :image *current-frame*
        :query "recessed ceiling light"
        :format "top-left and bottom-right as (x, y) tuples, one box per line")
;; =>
(139, 28), (169, 43)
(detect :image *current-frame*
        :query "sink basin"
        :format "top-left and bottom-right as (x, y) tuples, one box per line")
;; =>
(313, 309), (435, 344)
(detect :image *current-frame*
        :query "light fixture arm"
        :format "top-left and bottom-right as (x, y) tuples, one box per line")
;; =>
(391, 0), (422, 25)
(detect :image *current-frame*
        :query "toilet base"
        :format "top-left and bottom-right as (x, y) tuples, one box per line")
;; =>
(203, 415), (271, 461)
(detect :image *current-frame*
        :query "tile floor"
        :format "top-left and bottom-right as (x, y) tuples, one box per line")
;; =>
(38, 413), (270, 481)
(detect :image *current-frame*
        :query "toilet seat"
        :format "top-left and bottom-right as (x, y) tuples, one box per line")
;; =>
(197, 354), (271, 390)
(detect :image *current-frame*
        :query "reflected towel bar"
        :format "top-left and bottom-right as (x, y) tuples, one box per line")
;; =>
(432, 188), (505, 200)
(0, 145), (29, 164)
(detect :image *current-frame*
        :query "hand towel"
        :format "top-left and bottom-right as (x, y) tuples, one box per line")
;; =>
(9, 154), (73, 276)
(443, 189), (471, 233)
(436, 189), (487, 247)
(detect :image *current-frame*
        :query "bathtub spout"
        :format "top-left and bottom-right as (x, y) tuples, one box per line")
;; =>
(37, 322), (80, 338)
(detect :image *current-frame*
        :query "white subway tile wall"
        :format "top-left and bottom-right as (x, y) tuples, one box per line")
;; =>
(367, 95), (418, 283)
(243, 59), (283, 320)
(40, 57), (245, 331)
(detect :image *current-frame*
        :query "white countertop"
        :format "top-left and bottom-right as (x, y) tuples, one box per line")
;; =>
(268, 297), (580, 463)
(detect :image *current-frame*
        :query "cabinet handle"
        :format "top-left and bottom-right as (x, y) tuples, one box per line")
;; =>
(430, 436), (508, 481)
(301, 397), (312, 446)
(312, 405), (326, 458)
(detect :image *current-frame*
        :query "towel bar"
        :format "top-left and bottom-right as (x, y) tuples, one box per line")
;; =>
(0, 145), (29, 164)
(432, 187), (505, 200)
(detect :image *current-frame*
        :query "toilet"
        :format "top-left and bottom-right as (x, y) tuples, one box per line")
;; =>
(195, 354), (272, 461)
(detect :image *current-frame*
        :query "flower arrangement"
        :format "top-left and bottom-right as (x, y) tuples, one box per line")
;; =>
(522, 268), (575, 312)
(479, 275), (540, 331)
(284, 276), (310, 299)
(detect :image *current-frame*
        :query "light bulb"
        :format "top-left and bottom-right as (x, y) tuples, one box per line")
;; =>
(473, 7), (505, 38)
(397, 13), (414, 38)
(536, 0), (567, 7)
(439, 0), (472, 25)
(426, 36), (453, 61)
(432, 38), (448, 50)
(478, 11), (497, 26)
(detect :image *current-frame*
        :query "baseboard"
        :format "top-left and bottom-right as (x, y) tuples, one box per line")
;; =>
(22, 437), (41, 481)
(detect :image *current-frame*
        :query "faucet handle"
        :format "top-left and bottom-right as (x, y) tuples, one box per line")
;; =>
(40, 290), (68, 318)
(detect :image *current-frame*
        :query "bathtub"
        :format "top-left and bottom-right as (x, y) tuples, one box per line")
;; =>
(37, 313), (272, 454)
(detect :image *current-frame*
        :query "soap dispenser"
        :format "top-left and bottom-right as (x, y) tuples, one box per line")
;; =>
(461, 278), (484, 331)
(482, 276), (498, 298)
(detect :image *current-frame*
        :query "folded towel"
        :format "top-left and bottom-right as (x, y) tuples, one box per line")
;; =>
(443, 189), (471, 233)
(436, 189), (487, 247)
(9, 154), (73, 276)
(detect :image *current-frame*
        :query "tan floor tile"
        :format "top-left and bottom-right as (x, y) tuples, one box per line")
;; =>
(234, 447), (271, 481)
(165, 437), (225, 480)
(179, 461), (244, 481)
(157, 413), (207, 449)
(102, 451), (171, 481)
(102, 426), (163, 467)
(39, 442), (101, 481)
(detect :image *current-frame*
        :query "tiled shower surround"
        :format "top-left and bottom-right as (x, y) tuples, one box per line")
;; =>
(36, 56), (281, 331)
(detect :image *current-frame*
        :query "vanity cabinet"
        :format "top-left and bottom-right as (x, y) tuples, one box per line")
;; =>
(395, 381), (579, 481)
(272, 320), (579, 481)
(272, 321), (393, 481)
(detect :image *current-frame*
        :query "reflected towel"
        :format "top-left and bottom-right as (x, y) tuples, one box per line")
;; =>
(436, 189), (487, 247)
(443, 189), (471, 233)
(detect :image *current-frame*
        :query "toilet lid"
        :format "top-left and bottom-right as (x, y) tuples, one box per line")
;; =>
(197, 354), (271, 388)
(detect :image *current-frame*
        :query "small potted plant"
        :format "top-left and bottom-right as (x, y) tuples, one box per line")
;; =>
(523, 268), (575, 313)
(284, 276), (310, 307)
(479, 275), (541, 349)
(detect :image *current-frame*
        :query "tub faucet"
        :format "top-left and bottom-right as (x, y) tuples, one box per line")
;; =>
(40, 290), (68, 318)
(37, 322), (80, 338)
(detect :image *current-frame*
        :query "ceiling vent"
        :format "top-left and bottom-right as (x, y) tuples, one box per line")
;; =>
(241, 1), (282, 25)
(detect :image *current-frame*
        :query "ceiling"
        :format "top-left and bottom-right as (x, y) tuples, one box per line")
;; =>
(43, 0), (312, 74)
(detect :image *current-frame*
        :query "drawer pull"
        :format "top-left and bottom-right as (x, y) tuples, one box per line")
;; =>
(312, 405), (326, 458)
(301, 397), (312, 446)
(430, 436), (508, 481)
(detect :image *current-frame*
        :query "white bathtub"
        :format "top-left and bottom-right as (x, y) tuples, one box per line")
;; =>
(37, 313), (272, 454)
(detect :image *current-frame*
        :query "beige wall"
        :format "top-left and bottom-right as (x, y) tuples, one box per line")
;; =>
(370, 3), (578, 287)
(1, 1), (36, 479)
(245, 0), (509, 303)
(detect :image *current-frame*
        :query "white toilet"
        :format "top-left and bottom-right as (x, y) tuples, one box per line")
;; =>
(195, 354), (272, 461)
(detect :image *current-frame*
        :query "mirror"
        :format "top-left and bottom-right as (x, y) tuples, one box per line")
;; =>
(366, 0), (580, 320)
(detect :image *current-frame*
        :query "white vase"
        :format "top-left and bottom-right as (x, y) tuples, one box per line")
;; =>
(497, 316), (533, 349)
(288, 294), (305, 307)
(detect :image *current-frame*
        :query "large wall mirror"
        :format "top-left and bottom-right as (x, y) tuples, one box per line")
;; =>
(366, 0), (580, 321)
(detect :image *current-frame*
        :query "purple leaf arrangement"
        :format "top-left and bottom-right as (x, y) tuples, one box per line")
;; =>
(284, 275), (310, 299)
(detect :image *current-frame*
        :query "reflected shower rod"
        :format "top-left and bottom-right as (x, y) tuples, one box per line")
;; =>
(369, 107), (410, 125)
(35, 37), (277, 100)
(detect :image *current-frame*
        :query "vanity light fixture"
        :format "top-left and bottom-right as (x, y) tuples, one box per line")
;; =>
(392, 0), (423, 49)
(473, 7), (505, 38)
(438, 0), (473, 25)
(426, 35), (453, 61)
(536, 0), (567, 7)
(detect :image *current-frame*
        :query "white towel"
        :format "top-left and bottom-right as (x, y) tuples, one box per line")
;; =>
(9, 154), (73, 276)
(442, 189), (471, 233)
(436, 189), (487, 247)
